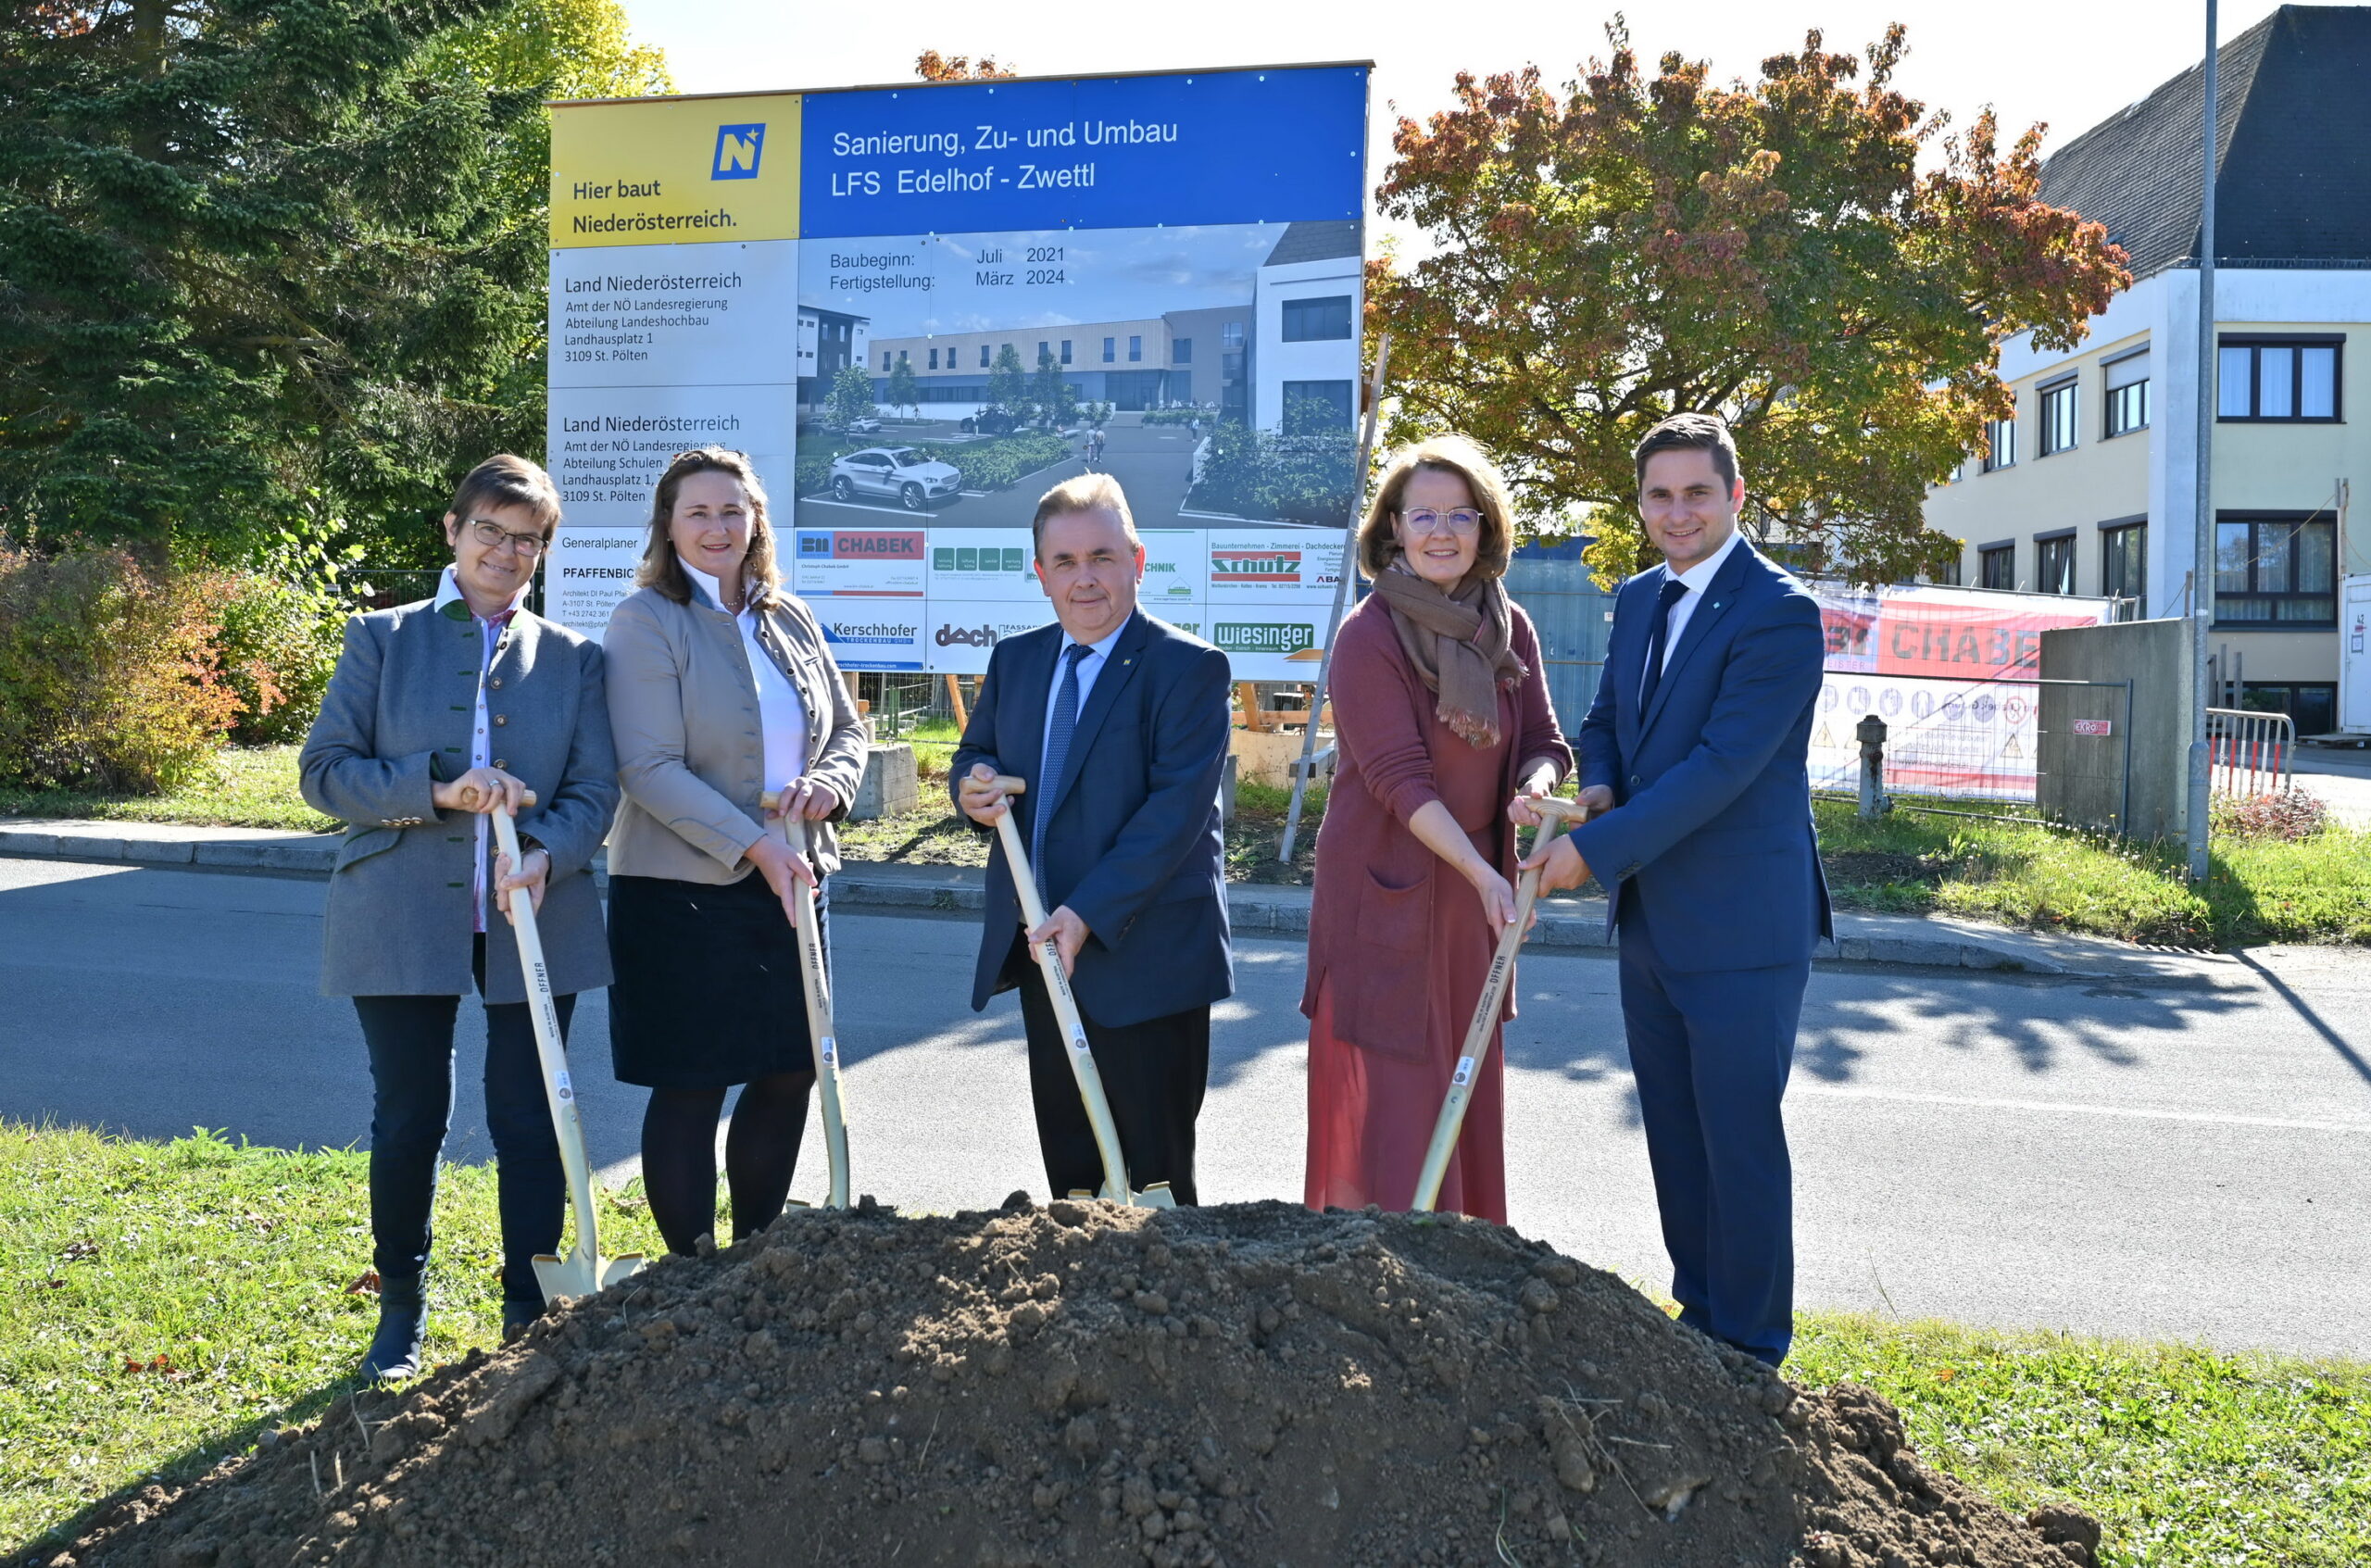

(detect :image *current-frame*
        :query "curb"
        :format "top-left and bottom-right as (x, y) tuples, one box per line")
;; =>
(0, 821), (2236, 983)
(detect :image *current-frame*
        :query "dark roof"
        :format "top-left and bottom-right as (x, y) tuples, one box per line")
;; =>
(1262, 220), (1361, 267)
(2041, 6), (2371, 278)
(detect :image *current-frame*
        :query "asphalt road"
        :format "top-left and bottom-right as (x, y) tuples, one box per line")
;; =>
(5, 857), (2366, 1360)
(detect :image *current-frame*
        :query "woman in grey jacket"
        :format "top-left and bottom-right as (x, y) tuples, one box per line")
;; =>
(299, 454), (618, 1380)
(604, 445), (867, 1255)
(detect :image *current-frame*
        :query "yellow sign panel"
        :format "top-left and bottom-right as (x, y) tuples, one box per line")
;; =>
(549, 94), (800, 248)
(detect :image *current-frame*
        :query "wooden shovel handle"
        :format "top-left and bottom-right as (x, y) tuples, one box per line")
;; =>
(990, 774), (1026, 795)
(1531, 795), (1587, 822)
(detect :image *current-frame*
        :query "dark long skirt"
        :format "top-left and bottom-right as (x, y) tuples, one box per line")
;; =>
(607, 871), (825, 1089)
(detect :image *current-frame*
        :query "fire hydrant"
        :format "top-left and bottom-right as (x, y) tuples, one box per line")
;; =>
(1855, 714), (1891, 819)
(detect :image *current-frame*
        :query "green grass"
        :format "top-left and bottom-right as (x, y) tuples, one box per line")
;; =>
(0, 1123), (668, 1560)
(1788, 1311), (2371, 1567)
(0, 746), (333, 834)
(1813, 797), (2371, 948)
(3, 1124), (2362, 1566)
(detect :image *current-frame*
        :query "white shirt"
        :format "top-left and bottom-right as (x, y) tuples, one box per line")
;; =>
(1041, 617), (1130, 774)
(684, 562), (809, 791)
(431, 567), (532, 933)
(1644, 527), (1746, 698)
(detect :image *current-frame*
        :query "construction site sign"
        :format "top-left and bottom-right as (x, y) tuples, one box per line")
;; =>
(543, 65), (1369, 678)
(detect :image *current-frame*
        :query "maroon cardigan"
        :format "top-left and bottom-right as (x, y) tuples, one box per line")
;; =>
(1300, 590), (1572, 1053)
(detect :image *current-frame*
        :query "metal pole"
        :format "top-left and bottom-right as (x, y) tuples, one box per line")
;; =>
(1278, 332), (1392, 864)
(2186, 0), (2218, 882)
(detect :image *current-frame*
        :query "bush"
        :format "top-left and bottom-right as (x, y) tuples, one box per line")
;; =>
(1188, 420), (1358, 523)
(0, 547), (242, 792)
(945, 433), (1066, 491)
(207, 571), (345, 744)
(1141, 408), (1215, 427)
(2210, 789), (2330, 842)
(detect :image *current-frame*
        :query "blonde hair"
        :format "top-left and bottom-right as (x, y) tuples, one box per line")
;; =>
(636, 446), (784, 606)
(1031, 471), (1139, 558)
(1356, 434), (1515, 581)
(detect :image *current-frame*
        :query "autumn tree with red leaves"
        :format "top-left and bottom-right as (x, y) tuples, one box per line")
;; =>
(915, 51), (1016, 82)
(1369, 24), (2130, 583)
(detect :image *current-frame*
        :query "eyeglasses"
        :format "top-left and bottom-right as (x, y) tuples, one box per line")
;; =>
(1399, 508), (1483, 536)
(466, 518), (547, 558)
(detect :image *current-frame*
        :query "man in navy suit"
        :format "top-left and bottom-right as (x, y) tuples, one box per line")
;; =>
(952, 473), (1234, 1203)
(1524, 412), (1830, 1366)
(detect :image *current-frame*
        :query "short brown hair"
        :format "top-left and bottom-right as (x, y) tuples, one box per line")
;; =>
(1031, 471), (1139, 558)
(446, 455), (561, 539)
(1633, 412), (1740, 493)
(1356, 434), (1515, 581)
(636, 447), (784, 606)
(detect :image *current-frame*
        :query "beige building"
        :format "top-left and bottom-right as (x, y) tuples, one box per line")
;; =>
(1924, 5), (2371, 735)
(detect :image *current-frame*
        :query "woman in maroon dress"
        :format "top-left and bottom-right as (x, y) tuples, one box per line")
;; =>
(1302, 434), (1572, 1222)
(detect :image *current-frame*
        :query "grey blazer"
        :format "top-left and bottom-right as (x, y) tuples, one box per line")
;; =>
(603, 580), (867, 884)
(299, 601), (620, 1002)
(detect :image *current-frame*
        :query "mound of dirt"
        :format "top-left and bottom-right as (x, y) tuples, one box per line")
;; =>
(43, 1200), (2097, 1568)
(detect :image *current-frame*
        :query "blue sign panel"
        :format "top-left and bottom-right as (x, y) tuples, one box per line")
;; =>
(800, 65), (1367, 237)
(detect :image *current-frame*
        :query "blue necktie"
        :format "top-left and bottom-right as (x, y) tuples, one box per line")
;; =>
(1032, 643), (1092, 909)
(1639, 576), (1691, 713)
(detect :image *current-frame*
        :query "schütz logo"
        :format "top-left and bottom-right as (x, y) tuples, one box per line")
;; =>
(712, 123), (766, 181)
(1211, 550), (1300, 584)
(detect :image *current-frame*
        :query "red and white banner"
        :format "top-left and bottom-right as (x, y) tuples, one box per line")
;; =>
(1807, 584), (2114, 800)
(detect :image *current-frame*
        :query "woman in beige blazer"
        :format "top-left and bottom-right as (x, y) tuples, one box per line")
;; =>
(603, 445), (867, 1255)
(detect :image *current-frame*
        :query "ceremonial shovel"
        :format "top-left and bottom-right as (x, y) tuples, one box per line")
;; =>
(482, 795), (646, 1300)
(1411, 796), (1587, 1214)
(759, 792), (852, 1209)
(985, 775), (1175, 1209)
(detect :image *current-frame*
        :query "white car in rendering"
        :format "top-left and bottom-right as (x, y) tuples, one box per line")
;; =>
(827, 447), (961, 510)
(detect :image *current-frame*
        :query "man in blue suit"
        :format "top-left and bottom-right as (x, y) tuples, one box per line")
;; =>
(952, 473), (1235, 1203)
(1525, 412), (1830, 1365)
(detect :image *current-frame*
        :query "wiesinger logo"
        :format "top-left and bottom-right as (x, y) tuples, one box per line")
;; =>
(712, 123), (766, 181)
(1216, 622), (1315, 655)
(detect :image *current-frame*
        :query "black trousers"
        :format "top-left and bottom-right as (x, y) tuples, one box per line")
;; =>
(351, 935), (575, 1307)
(1012, 937), (1210, 1205)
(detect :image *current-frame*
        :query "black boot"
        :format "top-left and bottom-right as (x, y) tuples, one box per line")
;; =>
(360, 1273), (426, 1382)
(501, 1297), (546, 1343)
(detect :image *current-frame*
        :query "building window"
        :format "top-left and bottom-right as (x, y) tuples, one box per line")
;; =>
(1222, 321), (1244, 350)
(1979, 542), (2015, 591)
(2218, 337), (2341, 420)
(1128, 335), (1143, 362)
(2038, 378), (2077, 457)
(1282, 380), (1354, 430)
(1932, 552), (1963, 587)
(1060, 340), (1073, 365)
(1102, 336), (1115, 363)
(898, 349), (909, 365)
(1037, 341), (1048, 362)
(2239, 684), (2337, 735)
(2215, 514), (2338, 625)
(1281, 295), (1354, 342)
(2104, 349), (2150, 436)
(927, 347), (938, 370)
(1981, 409), (2016, 471)
(881, 351), (892, 370)
(2035, 531), (2076, 594)
(1173, 338), (1192, 365)
(2101, 521), (2147, 619)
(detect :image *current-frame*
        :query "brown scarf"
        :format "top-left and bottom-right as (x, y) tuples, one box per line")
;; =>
(1371, 564), (1527, 747)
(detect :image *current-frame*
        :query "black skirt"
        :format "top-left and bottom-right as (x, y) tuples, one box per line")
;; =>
(607, 872), (827, 1089)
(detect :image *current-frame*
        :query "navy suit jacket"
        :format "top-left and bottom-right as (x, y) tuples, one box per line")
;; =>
(1565, 541), (1833, 972)
(949, 608), (1235, 1027)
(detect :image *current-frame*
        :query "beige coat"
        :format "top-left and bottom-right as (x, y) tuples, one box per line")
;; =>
(603, 580), (868, 883)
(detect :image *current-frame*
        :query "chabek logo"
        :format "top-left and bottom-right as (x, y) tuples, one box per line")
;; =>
(1211, 549), (1301, 584)
(712, 123), (766, 181)
(1216, 622), (1315, 656)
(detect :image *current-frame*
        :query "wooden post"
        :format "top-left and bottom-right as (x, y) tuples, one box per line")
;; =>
(1236, 681), (1268, 733)
(944, 672), (970, 732)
